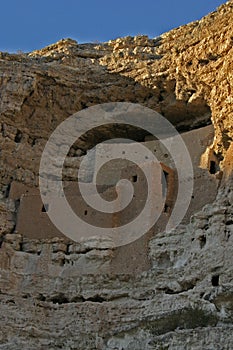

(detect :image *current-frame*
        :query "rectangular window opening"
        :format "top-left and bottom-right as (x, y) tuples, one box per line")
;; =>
(131, 175), (138, 183)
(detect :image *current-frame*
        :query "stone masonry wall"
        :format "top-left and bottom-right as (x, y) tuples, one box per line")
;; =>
(0, 1), (233, 349)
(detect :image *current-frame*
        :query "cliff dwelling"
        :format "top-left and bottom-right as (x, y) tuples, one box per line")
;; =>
(6, 124), (220, 274)
(1, 2), (233, 347)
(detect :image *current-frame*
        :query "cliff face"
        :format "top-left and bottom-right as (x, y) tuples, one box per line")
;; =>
(0, 1), (233, 349)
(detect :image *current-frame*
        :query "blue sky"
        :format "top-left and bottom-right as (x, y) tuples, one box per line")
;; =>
(0, 0), (226, 52)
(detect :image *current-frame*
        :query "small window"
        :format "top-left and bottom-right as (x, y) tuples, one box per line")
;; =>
(164, 204), (170, 213)
(211, 275), (219, 287)
(163, 170), (169, 181)
(41, 204), (49, 212)
(131, 175), (138, 183)
(84, 210), (88, 216)
(162, 170), (169, 197)
(210, 161), (218, 174)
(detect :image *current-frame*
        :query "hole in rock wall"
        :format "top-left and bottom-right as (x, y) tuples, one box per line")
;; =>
(50, 294), (69, 305)
(209, 160), (219, 175)
(211, 275), (220, 287)
(14, 130), (23, 143)
(199, 235), (206, 249)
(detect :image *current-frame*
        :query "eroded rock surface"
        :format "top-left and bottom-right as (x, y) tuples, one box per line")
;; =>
(0, 1), (233, 349)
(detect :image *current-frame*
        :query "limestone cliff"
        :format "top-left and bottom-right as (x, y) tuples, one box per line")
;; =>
(0, 1), (233, 349)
